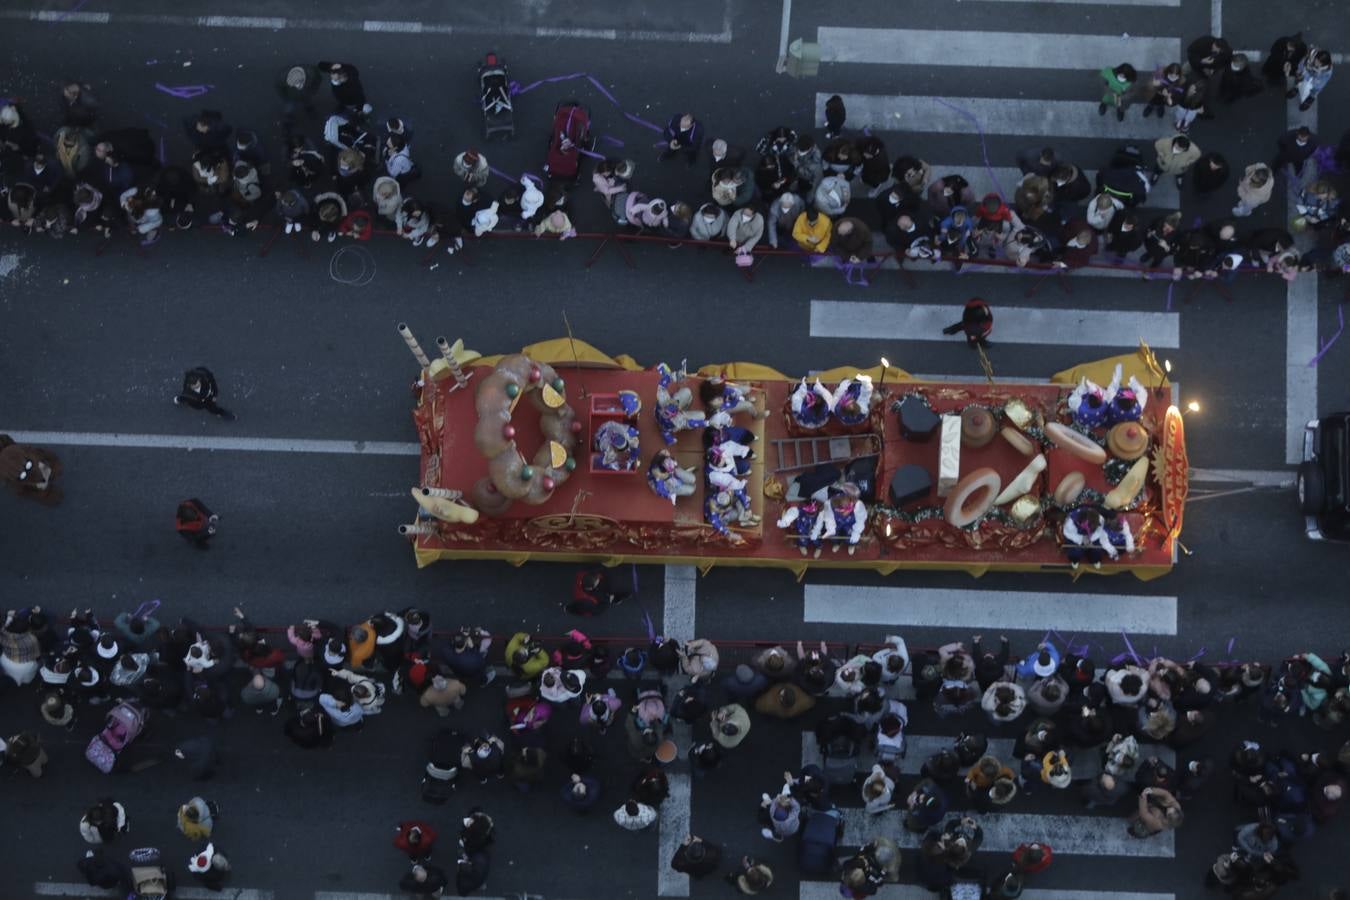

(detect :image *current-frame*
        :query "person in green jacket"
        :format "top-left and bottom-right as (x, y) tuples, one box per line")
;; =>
(1098, 63), (1139, 122)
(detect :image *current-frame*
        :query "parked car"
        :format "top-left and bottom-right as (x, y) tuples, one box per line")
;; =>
(1299, 412), (1350, 540)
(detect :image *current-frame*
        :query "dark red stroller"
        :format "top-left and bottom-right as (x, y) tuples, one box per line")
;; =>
(543, 100), (595, 184)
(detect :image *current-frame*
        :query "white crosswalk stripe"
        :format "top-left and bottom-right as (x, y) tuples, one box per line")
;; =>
(815, 94), (1170, 140)
(801, 733), (1176, 780)
(917, 164), (1181, 211)
(810, 300), (1180, 349)
(802, 584), (1179, 633)
(818, 27), (1178, 72)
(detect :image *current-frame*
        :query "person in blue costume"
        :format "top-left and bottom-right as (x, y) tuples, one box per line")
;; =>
(1103, 363), (1148, 425)
(776, 498), (827, 557)
(790, 377), (833, 430)
(830, 374), (874, 426)
(647, 448), (696, 504)
(705, 488), (759, 544)
(1067, 375), (1109, 430)
(820, 484), (868, 555)
(699, 375), (766, 420)
(593, 421), (640, 471)
(654, 361), (707, 445)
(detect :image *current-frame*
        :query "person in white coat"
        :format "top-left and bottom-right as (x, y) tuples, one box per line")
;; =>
(614, 799), (658, 831)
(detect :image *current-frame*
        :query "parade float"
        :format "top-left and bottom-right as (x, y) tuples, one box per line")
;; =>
(397, 326), (1188, 581)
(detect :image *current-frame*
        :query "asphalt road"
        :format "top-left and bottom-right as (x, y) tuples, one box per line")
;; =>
(2, 0), (1348, 898)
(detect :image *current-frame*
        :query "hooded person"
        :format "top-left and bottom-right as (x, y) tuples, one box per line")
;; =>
(372, 176), (402, 221)
(452, 148), (490, 187)
(813, 174), (851, 217)
(186, 842), (231, 890)
(519, 174), (544, 223)
(754, 683), (816, 719)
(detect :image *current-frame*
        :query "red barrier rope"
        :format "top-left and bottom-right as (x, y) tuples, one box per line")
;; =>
(89, 216), (1316, 285)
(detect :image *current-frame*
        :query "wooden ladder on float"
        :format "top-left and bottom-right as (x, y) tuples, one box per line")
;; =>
(771, 434), (881, 473)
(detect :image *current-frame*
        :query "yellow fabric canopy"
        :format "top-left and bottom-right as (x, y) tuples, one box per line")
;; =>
(1050, 343), (1169, 389)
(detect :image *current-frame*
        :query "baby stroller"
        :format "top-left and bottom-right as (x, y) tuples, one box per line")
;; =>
(543, 100), (595, 184)
(479, 52), (514, 140)
(86, 701), (147, 774)
(421, 728), (462, 804)
(129, 847), (174, 899)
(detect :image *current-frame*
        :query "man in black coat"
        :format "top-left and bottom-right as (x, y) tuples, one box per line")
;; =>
(1273, 126), (1318, 177)
(672, 835), (723, 878)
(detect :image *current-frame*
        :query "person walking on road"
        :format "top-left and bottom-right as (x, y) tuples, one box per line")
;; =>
(1098, 63), (1138, 122)
(1127, 786), (1183, 838)
(660, 112), (703, 166)
(942, 298), (993, 349)
(174, 367), (235, 420)
(177, 797), (218, 841)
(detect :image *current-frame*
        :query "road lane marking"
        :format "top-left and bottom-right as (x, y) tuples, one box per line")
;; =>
(0, 431), (421, 456)
(803, 584), (1178, 634)
(810, 301), (1180, 349)
(818, 27), (1178, 72)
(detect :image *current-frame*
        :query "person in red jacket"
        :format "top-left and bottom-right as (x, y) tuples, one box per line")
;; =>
(567, 568), (631, 616)
(393, 820), (438, 862)
(972, 193), (1015, 258)
(175, 498), (218, 548)
(942, 298), (993, 349)
(1012, 841), (1053, 875)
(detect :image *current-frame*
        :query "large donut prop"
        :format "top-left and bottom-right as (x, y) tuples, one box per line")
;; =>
(468, 354), (580, 515)
(1044, 422), (1107, 464)
(943, 467), (1003, 528)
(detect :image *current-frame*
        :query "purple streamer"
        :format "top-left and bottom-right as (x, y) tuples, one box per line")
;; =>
(1307, 303), (1345, 366)
(630, 563), (639, 598)
(1188, 646), (1207, 661)
(155, 82), (213, 99)
(1120, 631), (1143, 666)
(46, 0), (91, 23)
(1165, 280), (1175, 311)
(601, 135), (624, 147)
(932, 98), (1006, 202)
(507, 71), (664, 133)
(1226, 637), (1236, 656)
(158, 135), (165, 165)
(488, 164), (518, 184)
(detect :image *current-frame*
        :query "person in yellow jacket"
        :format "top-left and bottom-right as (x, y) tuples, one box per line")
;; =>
(348, 622), (376, 669)
(791, 208), (832, 253)
(177, 796), (218, 841)
(505, 632), (550, 680)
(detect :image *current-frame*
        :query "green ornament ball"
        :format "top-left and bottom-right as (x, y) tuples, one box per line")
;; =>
(551, 377), (565, 392)
(505, 383), (520, 399)
(563, 457), (577, 472)
(520, 465), (534, 480)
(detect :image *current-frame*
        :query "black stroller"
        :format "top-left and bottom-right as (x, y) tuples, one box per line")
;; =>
(421, 729), (462, 804)
(479, 52), (514, 140)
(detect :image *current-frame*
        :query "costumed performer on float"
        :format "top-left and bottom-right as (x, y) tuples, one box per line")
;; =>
(790, 377), (833, 430)
(647, 449), (697, 504)
(1067, 375), (1109, 429)
(1061, 506), (1134, 570)
(819, 484), (867, 555)
(593, 421), (640, 471)
(655, 361), (707, 445)
(699, 375), (768, 420)
(830, 374), (874, 427)
(705, 412), (756, 475)
(1103, 363), (1147, 425)
(706, 441), (751, 489)
(776, 497), (829, 557)
(705, 488), (759, 544)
